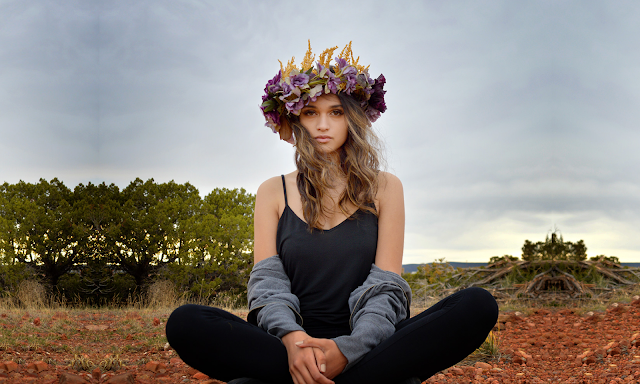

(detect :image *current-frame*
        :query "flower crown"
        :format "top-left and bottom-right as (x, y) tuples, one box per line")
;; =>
(260, 41), (387, 142)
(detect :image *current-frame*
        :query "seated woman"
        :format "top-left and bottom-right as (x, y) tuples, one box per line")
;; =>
(166, 41), (498, 384)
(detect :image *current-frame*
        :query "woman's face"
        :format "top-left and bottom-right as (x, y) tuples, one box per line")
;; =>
(299, 93), (348, 154)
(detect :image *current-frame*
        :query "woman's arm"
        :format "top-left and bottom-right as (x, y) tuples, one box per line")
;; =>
(254, 176), (283, 263)
(374, 172), (405, 274)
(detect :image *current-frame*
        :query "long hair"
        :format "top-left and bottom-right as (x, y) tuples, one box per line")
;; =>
(289, 93), (383, 230)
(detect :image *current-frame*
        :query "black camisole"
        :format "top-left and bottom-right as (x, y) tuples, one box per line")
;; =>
(276, 175), (378, 339)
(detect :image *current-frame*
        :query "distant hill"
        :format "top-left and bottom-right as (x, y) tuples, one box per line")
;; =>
(401, 262), (640, 273)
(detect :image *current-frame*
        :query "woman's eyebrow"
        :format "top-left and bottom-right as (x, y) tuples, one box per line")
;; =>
(302, 104), (343, 110)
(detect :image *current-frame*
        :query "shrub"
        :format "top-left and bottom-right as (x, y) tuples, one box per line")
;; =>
(146, 280), (178, 308)
(16, 280), (47, 309)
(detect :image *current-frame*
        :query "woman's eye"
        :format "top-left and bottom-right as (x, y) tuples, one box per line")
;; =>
(331, 109), (344, 116)
(302, 110), (316, 116)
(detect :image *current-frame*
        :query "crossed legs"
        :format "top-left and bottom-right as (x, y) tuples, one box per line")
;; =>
(166, 287), (498, 384)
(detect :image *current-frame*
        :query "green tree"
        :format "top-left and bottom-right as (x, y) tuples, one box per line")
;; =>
(0, 179), (84, 286)
(112, 179), (203, 286)
(187, 188), (255, 297)
(521, 230), (587, 261)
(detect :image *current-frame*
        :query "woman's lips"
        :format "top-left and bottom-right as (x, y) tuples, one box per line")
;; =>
(315, 136), (331, 143)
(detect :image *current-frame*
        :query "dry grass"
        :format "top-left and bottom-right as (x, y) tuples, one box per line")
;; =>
(2, 278), (640, 372)
(146, 280), (178, 309)
(16, 280), (47, 309)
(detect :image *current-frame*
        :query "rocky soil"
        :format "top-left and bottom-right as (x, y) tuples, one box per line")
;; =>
(1, 298), (640, 383)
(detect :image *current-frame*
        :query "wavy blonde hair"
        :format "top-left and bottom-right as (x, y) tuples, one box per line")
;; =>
(288, 93), (383, 230)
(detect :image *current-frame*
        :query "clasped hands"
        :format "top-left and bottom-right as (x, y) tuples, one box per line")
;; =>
(281, 331), (348, 384)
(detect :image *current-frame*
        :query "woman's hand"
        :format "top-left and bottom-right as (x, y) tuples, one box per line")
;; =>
(282, 331), (334, 384)
(296, 338), (348, 380)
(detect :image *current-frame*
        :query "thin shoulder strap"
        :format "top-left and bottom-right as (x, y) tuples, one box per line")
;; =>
(281, 175), (288, 206)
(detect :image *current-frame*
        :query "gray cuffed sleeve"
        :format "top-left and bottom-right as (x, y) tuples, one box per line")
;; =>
(333, 264), (411, 371)
(247, 255), (305, 339)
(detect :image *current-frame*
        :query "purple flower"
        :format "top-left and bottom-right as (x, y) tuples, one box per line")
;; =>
(335, 57), (348, 69)
(264, 110), (281, 133)
(358, 74), (375, 96)
(285, 98), (305, 115)
(264, 71), (282, 94)
(341, 65), (357, 76)
(280, 82), (302, 100)
(344, 73), (358, 94)
(368, 74), (387, 113)
(290, 73), (309, 87)
(326, 72), (341, 94)
(365, 107), (381, 122)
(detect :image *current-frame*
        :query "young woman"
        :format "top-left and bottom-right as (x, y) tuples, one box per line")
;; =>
(166, 42), (498, 384)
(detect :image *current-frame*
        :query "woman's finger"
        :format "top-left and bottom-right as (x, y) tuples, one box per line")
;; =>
(296, 338), (328, 351)
(290, 345), (334, 384)
(312, 347), (327, 374)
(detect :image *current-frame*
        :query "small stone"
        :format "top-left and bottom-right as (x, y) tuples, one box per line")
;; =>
(104, 372), (135, 384)
(58, 372), (90, 384)
(164, 342), (172, 351)
(144, 361), (160, 372)
(450, 367), (464, 375)
(34, 361), (48, 372)
(512, 356), (526, 365)
(25, 362), (37, 374)
(3, 361), (17, 372)
(33, 318), (41, 326)
(193, 372), (209, 380)
(156, 363), (168, 374)
(608, 303), (627, 313)
(475, 362), (492, 370)
(153, 317), (161, 326)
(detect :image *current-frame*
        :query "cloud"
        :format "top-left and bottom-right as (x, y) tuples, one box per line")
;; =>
(1, 0), (639, 261)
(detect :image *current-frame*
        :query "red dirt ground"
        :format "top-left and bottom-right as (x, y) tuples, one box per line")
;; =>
(1, 298), (640, 383)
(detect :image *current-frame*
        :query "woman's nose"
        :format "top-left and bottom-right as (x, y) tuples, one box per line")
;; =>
(317, 113), (329, 131)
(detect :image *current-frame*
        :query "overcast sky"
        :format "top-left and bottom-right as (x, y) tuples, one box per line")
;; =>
(1, 0), (639, 263)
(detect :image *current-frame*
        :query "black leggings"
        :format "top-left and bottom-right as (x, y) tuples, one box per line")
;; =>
(166, 287), (498, 384)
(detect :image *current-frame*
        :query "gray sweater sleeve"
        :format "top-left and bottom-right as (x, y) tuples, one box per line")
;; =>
(333, 264), (411, 371)
(247, 255), (305, 339)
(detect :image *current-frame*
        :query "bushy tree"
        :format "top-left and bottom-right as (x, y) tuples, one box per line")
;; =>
(521, 230), (587, 261)
(0, 179), (84, 286)
(1, 178), (256, 304)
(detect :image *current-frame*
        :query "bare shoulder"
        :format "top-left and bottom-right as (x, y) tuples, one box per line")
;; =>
(377, 171), (403, 190)
(257, 175), (284, 199)
(376, 171), (404, 210)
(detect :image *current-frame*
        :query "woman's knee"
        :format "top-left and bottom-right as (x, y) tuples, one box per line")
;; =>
(166, 304), (201, 346)
(461, 287), (499, 329)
